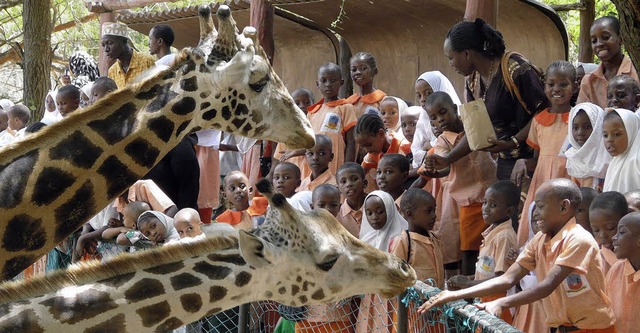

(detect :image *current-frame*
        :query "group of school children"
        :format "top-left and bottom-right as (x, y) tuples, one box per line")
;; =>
(5, 12), (640, 333)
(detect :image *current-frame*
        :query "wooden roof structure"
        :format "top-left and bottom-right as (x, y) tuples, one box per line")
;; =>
(118, 0), (567, 100)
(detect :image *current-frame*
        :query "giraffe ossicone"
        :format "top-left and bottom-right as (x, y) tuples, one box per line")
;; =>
(0, 179), (416, 332)
(0, 4), (315, 281)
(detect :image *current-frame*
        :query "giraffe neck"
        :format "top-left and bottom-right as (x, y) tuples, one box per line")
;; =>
(0, 231), (275, 332)
(0, 57), (247, 281)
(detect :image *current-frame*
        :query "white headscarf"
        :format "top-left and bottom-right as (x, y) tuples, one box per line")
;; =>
(0, 99), (14, 110)
(41, 91), (62, 125)
(381, 96), (408, 136)
(359, 191), (408, 251)
(562, 103), (610, 178)
(411, 71), (462, 168)
(138, 210), (180, 243)
(603, 108), (640, 193)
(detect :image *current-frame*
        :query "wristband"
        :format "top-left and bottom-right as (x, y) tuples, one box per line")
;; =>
(510, 136), (520, 148)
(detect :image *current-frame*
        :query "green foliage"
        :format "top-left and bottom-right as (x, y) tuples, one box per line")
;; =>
(541, 0), (617, 62)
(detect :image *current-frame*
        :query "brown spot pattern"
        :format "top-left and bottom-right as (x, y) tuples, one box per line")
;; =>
(136, 301), (171, 327)
(40, 289), (118, 324)
(84, 313), (126, 333)
(209, 286), (227, 303)
(124, 278), (166, 302)
(180, 293), (203, 313)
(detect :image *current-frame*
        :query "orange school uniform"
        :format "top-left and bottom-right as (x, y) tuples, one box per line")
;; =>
(345, 89), (386, 118)
(600, 247), (619, 277)
(297, 169), (337, 193)
(516, 219), (615, 330)
(434, 131), (496, 251)
(606, 259), (640, 333)
(306, 99), (357, 180)
(577, 55), (639, 108)
(338, 199), (362, 238)
(215, 197), (268, 231)
(361, 132), (408, 193)
(391, 231), (444, 289)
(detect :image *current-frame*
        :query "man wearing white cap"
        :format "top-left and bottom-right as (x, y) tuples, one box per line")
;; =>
(101, 22), (156, 89)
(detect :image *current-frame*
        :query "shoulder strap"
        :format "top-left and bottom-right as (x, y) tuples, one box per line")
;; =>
(405, 230), (412, 263)
(501, 51), (543, 114)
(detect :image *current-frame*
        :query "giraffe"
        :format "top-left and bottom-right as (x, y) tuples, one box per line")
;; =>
(0, 179), (417, 332)
(0, 5), (315, 281)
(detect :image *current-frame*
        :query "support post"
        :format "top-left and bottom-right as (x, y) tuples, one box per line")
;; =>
(578, 0), (595, 63)
(464, 0), (498, 27)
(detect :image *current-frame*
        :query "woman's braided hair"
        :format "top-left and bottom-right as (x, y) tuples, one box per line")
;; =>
(446, 18), (506, 58)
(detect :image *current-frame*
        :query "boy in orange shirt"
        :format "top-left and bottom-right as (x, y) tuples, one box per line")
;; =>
(215, 171), (268, 230)
(419, 178), (615, 333)
(298, 134), (337, 192)
(336, 162), (368, 237)
(305, 63), (357, 179)
(606, 212), (640, 333)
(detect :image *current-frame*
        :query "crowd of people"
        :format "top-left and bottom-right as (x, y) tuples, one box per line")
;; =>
(2, 12), (639, 333)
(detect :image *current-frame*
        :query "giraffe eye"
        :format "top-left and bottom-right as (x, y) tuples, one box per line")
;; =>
(316, 255), (339, 272)
(249, 75), (270, 93)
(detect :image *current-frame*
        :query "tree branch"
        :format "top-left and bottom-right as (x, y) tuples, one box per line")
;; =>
(550, 3), (586, 12)
(0, 0), (21, 11)
(85, 0), (181, 13)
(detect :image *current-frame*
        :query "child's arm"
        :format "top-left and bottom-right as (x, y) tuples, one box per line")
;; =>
(102, 227), (133, 240)
(410, 176), (428, 189)
(116, 233), (133, 246)
(417, 262), (529, 314)
(344, 128), (356, 163)
(73, 224), (106, 262)
(476, 264), (574, 316)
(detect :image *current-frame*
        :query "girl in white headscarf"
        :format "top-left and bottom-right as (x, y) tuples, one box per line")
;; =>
(359, 190), (408, 251)
(603, 108), (640, 193)
(561, 102), (610, 190)
(379, 96), (408, 139)
(41, 90), (62, 125)
(411, 71), (462, 168)
(137, 210), (180, 244)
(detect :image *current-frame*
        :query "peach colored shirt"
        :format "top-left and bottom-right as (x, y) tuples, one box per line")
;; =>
(605, 259), (640, 333)
(475, 221), (517, 281)
(391, 231), (444, 289)
(297, 169), (337, 192)
(215, 197), (268, 230)
(273, 142), (305, 170)
(516, 219), (614, 329)
(345, 89), (386, 118)
(601, 247), (619, 277)
(113, 179), (176, 214)
(434, 131), (497, 206)
(306, 99), (357, 180)
(338, 199), (362, 237)
(577, 55), (639, 108)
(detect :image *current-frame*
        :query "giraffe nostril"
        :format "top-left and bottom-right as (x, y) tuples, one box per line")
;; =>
(400, 260), (410, 274)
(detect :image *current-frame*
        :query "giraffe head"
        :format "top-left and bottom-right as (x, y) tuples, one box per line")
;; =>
(239, 179), (417, 304)
(143, 5), (315, 149)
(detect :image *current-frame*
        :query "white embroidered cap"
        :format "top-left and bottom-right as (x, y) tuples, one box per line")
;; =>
(102, 22), (130, 39)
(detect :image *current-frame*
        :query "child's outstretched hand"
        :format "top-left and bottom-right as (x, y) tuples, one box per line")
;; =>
(417, 290), (455, 314)
(474, 299), (504, 317)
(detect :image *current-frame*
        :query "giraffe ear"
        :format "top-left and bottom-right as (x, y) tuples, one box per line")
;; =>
(238, 230), (276, 268)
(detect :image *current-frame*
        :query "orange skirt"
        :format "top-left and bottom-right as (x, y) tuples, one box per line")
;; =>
(459, 203), (487, 251)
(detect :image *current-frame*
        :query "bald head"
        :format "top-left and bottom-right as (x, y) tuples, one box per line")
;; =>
(174, 208), (203, 238)
(539, 178), (582, 209)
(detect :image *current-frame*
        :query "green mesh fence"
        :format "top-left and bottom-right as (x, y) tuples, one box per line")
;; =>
(182, 281), (522, 333)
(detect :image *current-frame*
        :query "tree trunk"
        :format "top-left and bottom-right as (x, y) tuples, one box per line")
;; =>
(22, 0), (52, 121)
(611, 0), (640, 70)
(578, 0), (595, 63)
(250, 0), (275, 63)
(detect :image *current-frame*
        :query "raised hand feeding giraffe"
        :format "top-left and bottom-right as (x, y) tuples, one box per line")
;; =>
(0, 179), (416, 331)
(0, 5), (315, 281)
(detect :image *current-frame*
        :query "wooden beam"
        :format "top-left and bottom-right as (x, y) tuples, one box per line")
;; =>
(550, 3), (586, 11)
(86, 0), (180, 13)
(250, 0), (275, 63)
(464, 0), (497, 27)
(578, 0), (595, 62)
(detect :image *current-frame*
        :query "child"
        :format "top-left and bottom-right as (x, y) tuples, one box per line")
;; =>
(298, 134), (337, 192)
(379, 96), (408, 139)
(90, 77), (118, 105)
(421, 91), (497, 276)
(311, 184), (341, 217)
(419, 178), (616, 333)
(607, 74), (640, 111)
(272, 162), (302, 198)
(401, 106), (421, 146)
(606, 212), (640, 333)
(41, 91), (61, 125)
(448, 180), (519, 324)
(589, 191), (627, 275)
(336, 162), (368, 237)
(355, 113), (408, 193)
(516, 61), (576, 246)
(376, 154), (409, 204)
(305, 63), (357, 180)
(296, 183), (356, 333)
(56, 84), (81, 117)
(137, 210), (180, 244)
(602, 108), (640, 193)
(2, 105), (30, 143)
(392, 188), (443, 288)
(346, 52), (386, 118)
(215, 170), (268, 230)
(272, 88), (315, 171)
(624, 190), (640, 212)
(411, 71), (462, 170)
(576, 187), (599, 234)
(578, 16), (639, 108)
(562, 102), (609, 190)
(356, 191), (408, 333)
(111, 201), (152, 248)
(173, 207), (204, 239)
